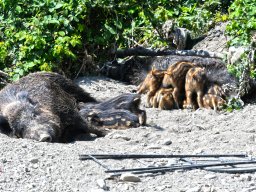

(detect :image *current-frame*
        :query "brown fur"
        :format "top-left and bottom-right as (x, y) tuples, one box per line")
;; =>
(203, 94), (226, 111)
(206, 83), (226, 98)
(80, 109), (141, 130)
(151, 88), (175, 110)
(185, 67), (207, 109)
(162, 61), (194, 108)
(0, 72), (105, 142)
(137, 68), (165, 107)
(79, 93), (146, 126)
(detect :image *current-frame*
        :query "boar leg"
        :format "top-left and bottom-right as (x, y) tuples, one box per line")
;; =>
(146, 91), (155, 108)
(197, 91), (204, 109)
(185, 90), (193, 109)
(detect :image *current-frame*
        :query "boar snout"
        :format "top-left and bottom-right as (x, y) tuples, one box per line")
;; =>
(39, 133), (52, 142)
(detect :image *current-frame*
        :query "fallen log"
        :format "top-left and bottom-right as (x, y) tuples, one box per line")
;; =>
(113, 47), (224, 59)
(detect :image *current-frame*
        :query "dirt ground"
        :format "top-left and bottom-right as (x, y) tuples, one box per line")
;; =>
(1, 76), (256, 192)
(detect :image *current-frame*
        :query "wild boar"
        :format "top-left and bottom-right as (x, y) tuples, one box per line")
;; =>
(203, 94), (226, 111)
(27, 72), (97, 103)
(151, 88), (175, 110)
(184, 67), (207, 109)
(0, 72), (105, 142)
(206, 83), (226, 99)
(137, 68), (165, 107)
(80, 109), (140, 129)
(79, 93), (146, 126)
(162, 61), (194, 108)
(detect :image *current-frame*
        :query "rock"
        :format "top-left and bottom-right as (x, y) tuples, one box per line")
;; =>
(228, 46), (247, 65)
(204, 174), (217, 180)
(29, 158), (39, 164)
(96, 179), (108, 190)
(1, 158), (7, 163)
(162, 139), (172, 145)
(24, 167), (30, 172)
(120, 173), (141, 182)
(192, 22), (229, 52)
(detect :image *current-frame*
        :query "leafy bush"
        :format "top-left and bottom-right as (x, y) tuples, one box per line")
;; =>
(226, 0), (256, 46)
(226, 0), (256, 81)
(0, 0), (251, 81)
(0, 0), (89, 80)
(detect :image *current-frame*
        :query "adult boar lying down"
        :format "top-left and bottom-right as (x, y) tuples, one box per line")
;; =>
(0, 72), (106, 142)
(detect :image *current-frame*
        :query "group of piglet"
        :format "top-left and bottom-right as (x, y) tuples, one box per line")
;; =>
(137, 61), (227, 111)
(0, 72), (146, 142)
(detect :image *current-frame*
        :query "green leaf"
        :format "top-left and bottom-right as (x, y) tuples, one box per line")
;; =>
(15, 6), (22, 13)
(104, 23), (116, 35)
(58, 31), (65, 36)
(55, 3), (63, 9)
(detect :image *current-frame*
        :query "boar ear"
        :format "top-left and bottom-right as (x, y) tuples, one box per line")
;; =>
(16, 91), (36, 105)
(16, 91), (30, 102)
(0, 115), (12, 135)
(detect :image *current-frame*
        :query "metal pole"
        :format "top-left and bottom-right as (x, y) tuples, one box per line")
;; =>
(79, 153), (247, 160)
(105, 160), (256, 175)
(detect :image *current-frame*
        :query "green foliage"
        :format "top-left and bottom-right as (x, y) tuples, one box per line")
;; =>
(0, 0), (86, 80)
(226, 0), (256, 46)
(226, 0), (256, 87)
(0, 0), (252, 81)
(223, 96), (244, 112)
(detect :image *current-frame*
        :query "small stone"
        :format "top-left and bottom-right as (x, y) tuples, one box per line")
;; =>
(162, 139), (172, 145)
(29, 158), (39, 164)
(96, 179), (108, 190)
(120, 173), (141, 182)
(1, 158), (7, 163)
(141, 143), (147, 147)
(204, 174), (217, 180)
(24, 167), (30, 172)
(21, 144), (27, 148)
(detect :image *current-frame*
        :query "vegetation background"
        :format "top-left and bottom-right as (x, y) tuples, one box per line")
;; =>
(0, 0), (255, 81)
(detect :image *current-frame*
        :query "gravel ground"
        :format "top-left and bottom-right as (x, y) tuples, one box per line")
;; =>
(1, 76), (256, 192)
